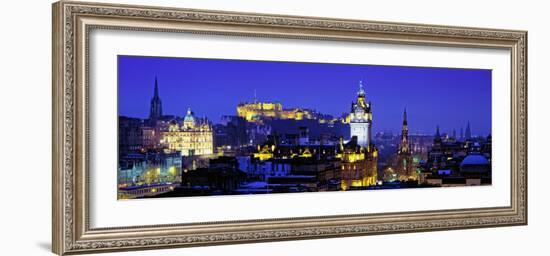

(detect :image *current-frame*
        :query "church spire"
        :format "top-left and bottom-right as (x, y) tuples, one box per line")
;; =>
(465, 121), (472, 140)
(149, 76), (163, 123)
(154, 76), (159, 99)
(399, 108), (409, 153)
(396, 108), (413, 178)
(403, 108), (408, 125)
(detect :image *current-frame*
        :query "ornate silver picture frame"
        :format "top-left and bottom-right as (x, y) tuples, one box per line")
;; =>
(52, 1), (527, 255)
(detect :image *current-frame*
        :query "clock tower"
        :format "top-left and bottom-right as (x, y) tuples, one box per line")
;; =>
(349, 80), (372, 148)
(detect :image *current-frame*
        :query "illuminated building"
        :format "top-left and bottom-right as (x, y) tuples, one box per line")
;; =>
(161, 108), (214, 156)
(349, 80), (372, 148)
(395, 109), (417, 181)
(237, 101), (281, 121)
(338, 136), (378, 190)
(236, 95), (314, 122)
(117, 151), (182, 199)
(337, 82), (378, 189)
(244, 81), (380, 192)
(254, 144), (275, 161)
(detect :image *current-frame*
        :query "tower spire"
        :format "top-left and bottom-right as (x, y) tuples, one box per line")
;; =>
(154, 76), (159, 98)
(357, 80), (365, 97)
(399, 108), (409, 153)
(149, 76), (163, 123)
(465, 121), (472, 140)
(397, 108), (413, 178)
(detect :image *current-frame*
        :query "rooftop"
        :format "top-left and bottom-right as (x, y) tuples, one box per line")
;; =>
(460, 154), (489, 166)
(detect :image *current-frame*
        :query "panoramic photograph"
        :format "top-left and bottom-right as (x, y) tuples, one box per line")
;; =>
(117, 55), (492, 199)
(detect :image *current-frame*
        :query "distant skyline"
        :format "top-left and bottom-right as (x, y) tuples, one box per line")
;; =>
(118, 55), (492, 136)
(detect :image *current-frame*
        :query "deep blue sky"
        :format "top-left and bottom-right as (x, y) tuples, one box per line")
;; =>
(118, 55), (492, 136)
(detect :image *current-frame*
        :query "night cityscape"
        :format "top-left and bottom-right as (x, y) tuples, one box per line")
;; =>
(117, 56), (492, 199)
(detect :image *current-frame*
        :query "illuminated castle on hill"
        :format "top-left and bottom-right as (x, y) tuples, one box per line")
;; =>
(237, 93), (314, 122)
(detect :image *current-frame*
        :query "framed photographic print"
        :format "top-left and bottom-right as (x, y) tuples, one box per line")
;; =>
(52, 1), (527, 255)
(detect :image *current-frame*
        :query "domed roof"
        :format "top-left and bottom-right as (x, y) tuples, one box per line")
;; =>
(460, 154), (489, 166)
(184, 107), (195, 122)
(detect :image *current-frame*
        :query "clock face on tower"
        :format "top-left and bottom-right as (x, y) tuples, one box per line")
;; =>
(350, 123), (370, 147)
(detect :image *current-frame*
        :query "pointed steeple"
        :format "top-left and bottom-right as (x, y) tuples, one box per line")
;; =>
(154, 76), (159, 98)
(465, 121), (472, 140)
(403, 108), (408, 125)
(399, 108), (409, 153)
(435, 125), (441, 141)
(149, 76), (163, 122)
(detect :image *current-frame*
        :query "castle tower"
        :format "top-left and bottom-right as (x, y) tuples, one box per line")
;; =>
(149, 77), (163, 122)
(349, 80), (372, 148)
